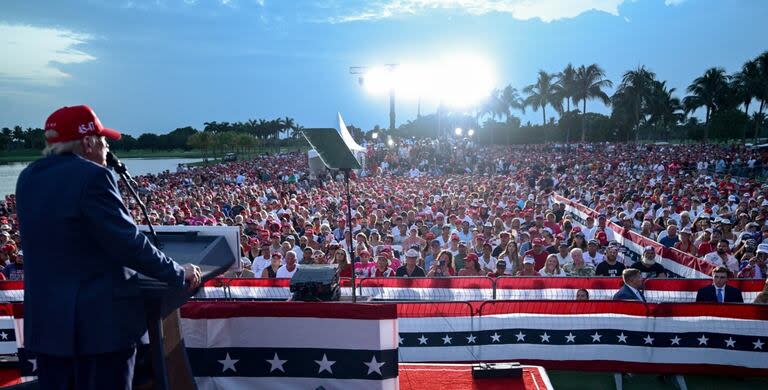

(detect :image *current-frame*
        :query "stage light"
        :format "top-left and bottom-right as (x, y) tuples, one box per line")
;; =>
(455, 128), (463, 136)
(387, 137), (394, 147)
(371, 132), (379, 139)
(468, 129), (475, 136)
(359, 54), (495, 108)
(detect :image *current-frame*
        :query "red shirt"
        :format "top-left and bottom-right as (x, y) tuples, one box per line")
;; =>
(374, 267), (395, 277)
(339, 264), (352, 278)
(524, 249), (549, 270)
(697, 242), (715, 256)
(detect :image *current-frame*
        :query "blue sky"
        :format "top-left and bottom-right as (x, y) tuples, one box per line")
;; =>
(1, 0), (767, 136)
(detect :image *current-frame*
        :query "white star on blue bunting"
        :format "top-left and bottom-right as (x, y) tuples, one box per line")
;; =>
(315, 354), (335, 374)
(218, 353), (238, 373)
(364, 355), (385, 375)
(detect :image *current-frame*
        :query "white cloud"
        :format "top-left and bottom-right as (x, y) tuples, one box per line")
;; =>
(664, 0), (686, 5)
(328, 0), (627, 23)
(0, 23), (95, 85)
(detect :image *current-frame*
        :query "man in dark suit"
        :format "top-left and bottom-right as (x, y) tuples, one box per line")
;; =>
(613, 268), (646, 302)
(696, 266), (744, 303)
(16, 105), (202, 389)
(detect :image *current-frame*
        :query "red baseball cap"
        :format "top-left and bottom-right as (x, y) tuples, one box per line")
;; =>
(44, 105), (121, 144)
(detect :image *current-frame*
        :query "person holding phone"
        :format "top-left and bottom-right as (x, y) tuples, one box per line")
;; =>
(427, 250), (455, 277)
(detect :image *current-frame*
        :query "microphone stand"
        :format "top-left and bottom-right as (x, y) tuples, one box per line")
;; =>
(342, 168), (357, 303)
(108, 153), (169, 390)
(109, 153), (161, 248)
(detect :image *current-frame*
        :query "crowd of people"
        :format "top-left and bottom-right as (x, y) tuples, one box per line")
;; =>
(2, 139), (768, 302)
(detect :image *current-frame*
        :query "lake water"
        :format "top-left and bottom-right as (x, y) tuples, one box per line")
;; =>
(0, 157), (202, 197)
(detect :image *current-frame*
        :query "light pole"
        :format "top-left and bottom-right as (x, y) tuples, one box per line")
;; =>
(350, 64), (399, 133)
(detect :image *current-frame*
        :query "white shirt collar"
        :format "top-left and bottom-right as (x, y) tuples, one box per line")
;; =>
(626, 284), (644, 300)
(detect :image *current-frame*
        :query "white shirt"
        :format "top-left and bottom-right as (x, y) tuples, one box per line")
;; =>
(538, 268), (566, 277)
(479, 256), (497, 272)
(293, 245), (304, 261)
(276, 264), (298, 278)
(714, 286), (726, 303)
(252, 256), (271, 276)
(555, 253), (572, 265)
(703, 252), (740, 274)
(586, 226), (615, 242)
(496, 255), (516, 275)
(626, 284), (646, 302)
(583, 251), (604, 266)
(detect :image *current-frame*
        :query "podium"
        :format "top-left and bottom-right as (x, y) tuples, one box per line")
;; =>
(137, 227), (239, 390)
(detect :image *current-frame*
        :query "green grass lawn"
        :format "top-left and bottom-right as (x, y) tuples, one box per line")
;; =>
(548, 371), (768, 390)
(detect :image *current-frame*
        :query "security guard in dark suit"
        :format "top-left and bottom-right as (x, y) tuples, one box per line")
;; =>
(16, 105), (202, 389)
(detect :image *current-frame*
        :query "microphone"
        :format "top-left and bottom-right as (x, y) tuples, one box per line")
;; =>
(106, 151), (128, 175)
(107, 152), (139, 188)
(107, 151), (161, 247)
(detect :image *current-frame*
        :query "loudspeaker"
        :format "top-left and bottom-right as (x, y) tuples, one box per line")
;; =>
(290, 265), (341, 301)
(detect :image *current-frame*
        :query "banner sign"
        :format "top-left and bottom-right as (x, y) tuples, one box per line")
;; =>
(551, 194), (716, 279)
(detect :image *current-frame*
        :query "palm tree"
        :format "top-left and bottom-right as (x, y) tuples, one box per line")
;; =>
(554, 63), (578, 143)
(501, 85), (525, 116)
(613, 66), (656, 140)
(683, 67), (730, 142)
(573, 64), (613, 142)
(281, 117), (296, 140)
(647, 81), (684, 141)
(733, 59), (761, 142)
(557, 63), (578, 113)
(754, 51), (768, 142)
(523, 70), (561, 125)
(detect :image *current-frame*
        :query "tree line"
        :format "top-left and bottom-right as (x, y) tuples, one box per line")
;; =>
(386, 50), (768, 144)
(0, 116), (309, 154)
(3, 51), (768, 152)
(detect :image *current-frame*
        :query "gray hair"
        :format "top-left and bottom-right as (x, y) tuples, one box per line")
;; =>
(42, 130), (81, 156)
(42, 131), (99, 156)
(569, 248), (583, 257)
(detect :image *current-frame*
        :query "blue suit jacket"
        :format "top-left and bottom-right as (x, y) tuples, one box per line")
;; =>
(695, 285), (744, 303)
(613, 284), (645, 301)
(16, 153), (185, 356)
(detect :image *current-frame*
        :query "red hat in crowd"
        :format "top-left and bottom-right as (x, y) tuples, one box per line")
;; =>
(44, 105), (121, 144)
(465, 253), (479, 262)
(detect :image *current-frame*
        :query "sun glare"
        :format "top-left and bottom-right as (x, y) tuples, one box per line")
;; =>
(362, 54), (495, 108)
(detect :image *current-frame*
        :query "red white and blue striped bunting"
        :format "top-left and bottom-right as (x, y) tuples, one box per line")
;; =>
(551, 194), (715, 279)
(396, 301), (768, 375)
(180, 302), (399, 389)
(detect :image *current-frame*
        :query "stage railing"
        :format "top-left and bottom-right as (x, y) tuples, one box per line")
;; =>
(195, 277), (764, 303)
(0, 278), (763, 303)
